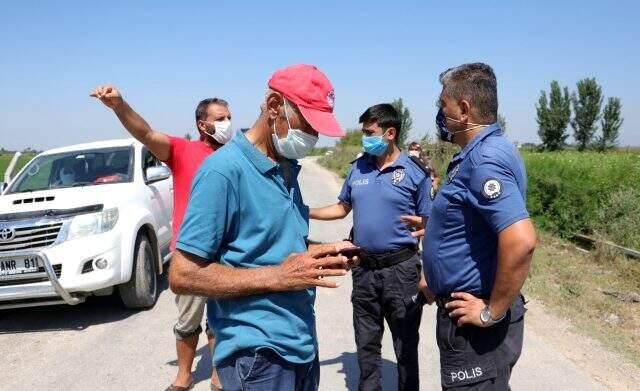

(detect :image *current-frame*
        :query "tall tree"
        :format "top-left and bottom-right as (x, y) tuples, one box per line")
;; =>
(184, 133), (192, 141)
(497, 114), (507, 134)
(571, 77), (603, 151)
(596, 97), (623, 151)
(536, 81), (571, 151)
(391, 98), (412, 147)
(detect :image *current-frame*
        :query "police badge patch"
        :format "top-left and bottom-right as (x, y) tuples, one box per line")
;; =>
(391, 169), (405, 185)
(446, 164), (460, 184)
(430, 186), (436, 200)
(481, 178), (502, 199)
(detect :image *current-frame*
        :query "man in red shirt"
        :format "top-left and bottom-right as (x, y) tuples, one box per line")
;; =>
(91, 85), (230, 391)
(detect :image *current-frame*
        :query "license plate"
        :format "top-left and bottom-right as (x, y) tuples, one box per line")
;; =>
(0, 257), (41, 277)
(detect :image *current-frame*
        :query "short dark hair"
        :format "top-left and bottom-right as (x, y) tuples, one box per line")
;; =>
(359, 104), (401, 144)
(195, 98), (229, 122)
(408, 141), (421, 150)
(439, 63), (498, 123)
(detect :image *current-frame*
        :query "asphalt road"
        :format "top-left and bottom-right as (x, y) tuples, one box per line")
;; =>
(0, 157), (631, 390)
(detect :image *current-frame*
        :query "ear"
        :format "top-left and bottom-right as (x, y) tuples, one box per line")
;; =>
(459, 99), (471, 122)
(265, 92), (284, 120)
(386, 127), (397, 142)
(196, 119), (207, 132)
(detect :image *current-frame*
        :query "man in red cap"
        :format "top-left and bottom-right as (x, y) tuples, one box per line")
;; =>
(169, 64), (354, 390)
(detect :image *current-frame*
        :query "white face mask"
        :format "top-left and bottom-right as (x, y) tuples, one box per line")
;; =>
(272, 100), (319, 159)
(203, 120), (234, 144)
(409, 150), (420, 158)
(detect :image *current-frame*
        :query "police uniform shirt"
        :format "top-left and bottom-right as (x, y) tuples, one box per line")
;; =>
(339, 152), (432, 254)
(423, 124), (529, 297)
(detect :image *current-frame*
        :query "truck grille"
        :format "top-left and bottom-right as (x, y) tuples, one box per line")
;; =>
(0, 222), (63, 252)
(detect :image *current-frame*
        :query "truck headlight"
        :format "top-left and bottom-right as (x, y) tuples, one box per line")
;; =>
(67, 208), (119, 241)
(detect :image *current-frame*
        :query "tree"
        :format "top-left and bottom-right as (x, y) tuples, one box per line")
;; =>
(497, 114), (507, 134)
(596, 97), (623, 152)
(571, 77), (603, 151)
(391, 98), (412, 147)
(184, 133), (192, 141)
(338, 128), (363, 147)
(536, 81), (571, 151)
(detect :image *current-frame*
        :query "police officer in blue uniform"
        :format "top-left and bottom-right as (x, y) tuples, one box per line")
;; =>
(422, 63), (537, 390)
(311, 104), (432, 391)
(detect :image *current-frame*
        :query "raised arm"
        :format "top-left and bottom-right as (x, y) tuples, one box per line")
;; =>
(90, 85), (171, 161)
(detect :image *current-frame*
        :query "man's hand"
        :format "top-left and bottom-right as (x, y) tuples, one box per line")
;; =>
(276, 248), (350, 291)
(333, 240), (361, 269)
(445, 292), (498, 327)
(89, 84), (171, 160)
(400, 215), (425, 238)
(90, 85), (124, 110)
(418, 273), (435, 305)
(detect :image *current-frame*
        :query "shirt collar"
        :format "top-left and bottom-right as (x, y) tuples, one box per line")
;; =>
(232, 131), (301, 175)
(364, 151), (409, 170)
(232, 131), (277, 174)
(452, 123), (502, 163)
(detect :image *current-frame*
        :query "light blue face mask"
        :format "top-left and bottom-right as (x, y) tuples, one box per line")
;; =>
(361, 130), (389, 156)
(272, 99), (319, 159)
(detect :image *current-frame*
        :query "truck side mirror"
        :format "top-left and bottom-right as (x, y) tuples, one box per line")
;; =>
(145, 166), (171, 184)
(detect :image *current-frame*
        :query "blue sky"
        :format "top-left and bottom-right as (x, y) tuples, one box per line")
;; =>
(1, 0), (638, 150)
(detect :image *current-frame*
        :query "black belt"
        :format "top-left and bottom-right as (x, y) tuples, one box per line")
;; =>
(360, 246), (417, 269)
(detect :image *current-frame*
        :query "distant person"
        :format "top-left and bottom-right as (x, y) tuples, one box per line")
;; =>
(408, 141), (441, 190)
(169, 64), (354, 391)
(90, 85), (232, 391)
(423, 63), (536, 389)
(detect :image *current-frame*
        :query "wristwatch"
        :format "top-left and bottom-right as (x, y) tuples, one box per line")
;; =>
(480, 305), (505, 326)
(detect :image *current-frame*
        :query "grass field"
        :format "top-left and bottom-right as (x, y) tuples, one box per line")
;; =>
(0, 153), (37, 183)
(525, 232), (640, 365)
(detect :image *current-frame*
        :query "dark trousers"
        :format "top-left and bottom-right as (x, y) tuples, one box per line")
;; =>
(351, 254), (423, 391)
(217, 348), (319, 391)
(436, 295), (526, 390)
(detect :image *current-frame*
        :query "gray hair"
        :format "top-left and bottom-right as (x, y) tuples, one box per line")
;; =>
(439, 63), (498, 123)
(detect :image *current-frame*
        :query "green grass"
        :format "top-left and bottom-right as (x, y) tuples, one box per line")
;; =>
(525, 151), (640, 249)
(0, 153), (37, 183)
(525, 232), (640, 366)
(318, 145), (362, 178)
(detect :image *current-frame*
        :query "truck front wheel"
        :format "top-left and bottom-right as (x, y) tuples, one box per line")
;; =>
(119, 234), (157, 309)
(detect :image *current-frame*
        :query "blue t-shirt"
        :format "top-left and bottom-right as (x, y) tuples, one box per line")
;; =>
(176, 132), (315, 365)
(339, 152), (432, 254)
(423, 124), (529, 297)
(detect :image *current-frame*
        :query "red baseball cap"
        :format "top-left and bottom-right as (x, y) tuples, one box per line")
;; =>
(268, 64), (345, 137)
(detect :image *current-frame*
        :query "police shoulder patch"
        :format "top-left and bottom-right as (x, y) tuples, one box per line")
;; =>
(430, 185), (436, 200)
(481, 178), (502, 200)
(447, 164), (460, 184)
(391, 168), (405, 185)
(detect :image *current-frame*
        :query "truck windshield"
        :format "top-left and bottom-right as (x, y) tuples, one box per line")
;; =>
(6, 147), (134, 194)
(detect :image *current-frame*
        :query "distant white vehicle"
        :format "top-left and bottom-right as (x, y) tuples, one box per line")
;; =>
(0, 139), (173, 309)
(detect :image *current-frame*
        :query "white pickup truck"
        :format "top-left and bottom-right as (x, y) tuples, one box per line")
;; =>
(0, 139), (174, 309)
